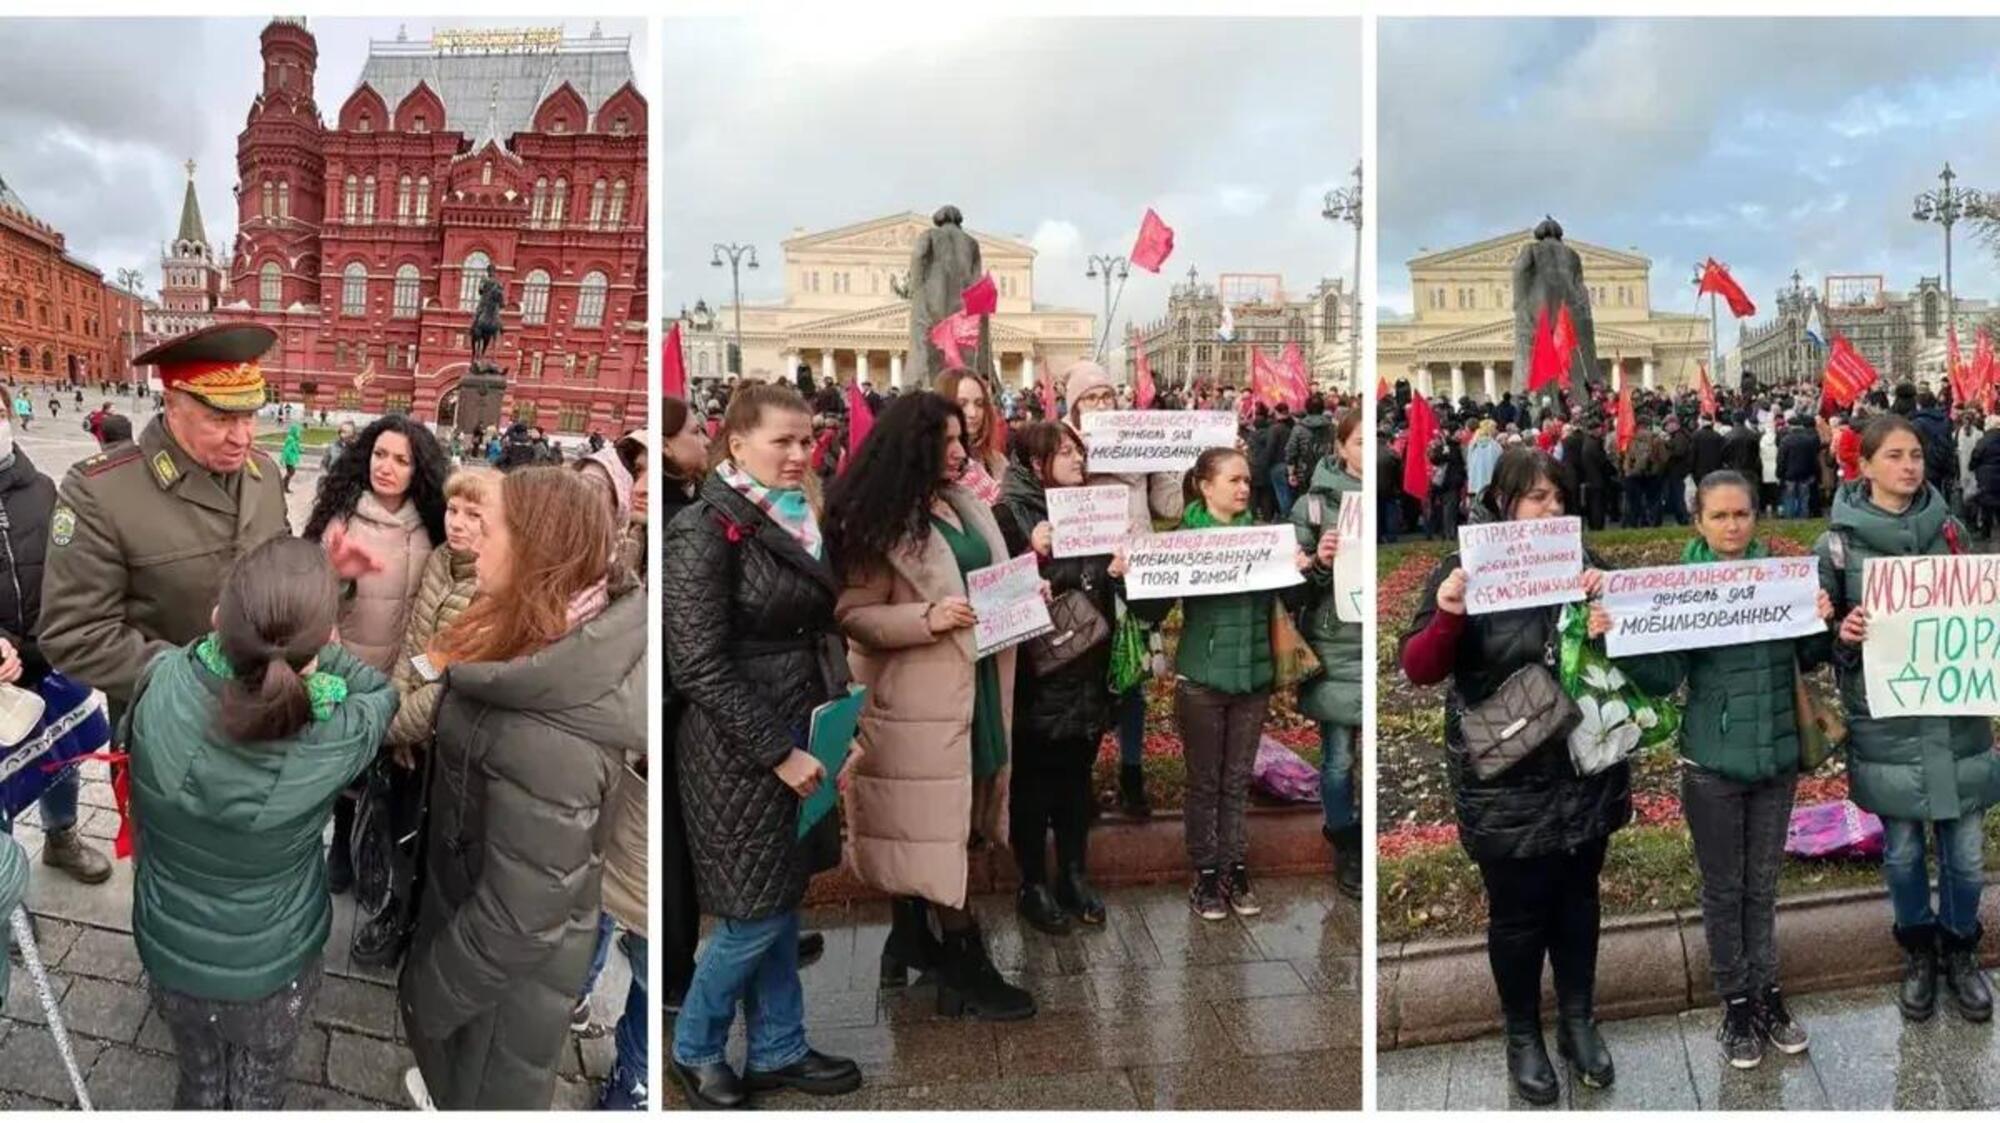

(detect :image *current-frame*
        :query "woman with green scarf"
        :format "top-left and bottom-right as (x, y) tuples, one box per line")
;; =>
(1600, 469), (1833, 1071)
(1122, 447), (1316, 921)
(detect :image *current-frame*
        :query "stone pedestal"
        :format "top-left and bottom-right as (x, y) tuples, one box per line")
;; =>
(455, 363), (507, 436)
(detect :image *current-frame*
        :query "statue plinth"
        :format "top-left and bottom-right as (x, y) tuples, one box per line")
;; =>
(455, 360), (507, 436)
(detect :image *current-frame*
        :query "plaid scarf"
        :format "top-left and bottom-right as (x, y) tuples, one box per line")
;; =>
(717, 460), (823, 559)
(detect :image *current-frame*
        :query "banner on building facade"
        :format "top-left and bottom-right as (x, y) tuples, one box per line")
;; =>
(1080, 411), (1237, 474)
(1458, 516), (1585, 615)
(1602, 557), (1823, 657)
(1861, 554), (2000, 717)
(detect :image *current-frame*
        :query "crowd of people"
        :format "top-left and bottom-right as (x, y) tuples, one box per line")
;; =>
(664, 359), (1363, 1109)
(1392, 370), (2000, 1102)
(3, 324), (649, 1111)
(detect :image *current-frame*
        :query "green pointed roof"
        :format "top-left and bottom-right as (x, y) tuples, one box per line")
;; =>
(175, 159), (208, 247)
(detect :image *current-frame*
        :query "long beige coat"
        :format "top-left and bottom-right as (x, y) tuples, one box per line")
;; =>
(327, 492), (433, 673)
(837, 485), (1015, 911)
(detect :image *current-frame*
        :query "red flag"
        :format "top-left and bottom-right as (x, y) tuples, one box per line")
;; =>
(1376, 376), (1389, 400)
(1822, 334), (1878, 409)
(1696, 258), (1757, 318)
(843, 380), (874, 472)
(1551, 304), (1578, 387)
(1131, 333), (1157, 409)
(1038, 361), (1057, 421)
(1402, 390), (1438, 502)
(1977, 328), (1996, 404)
(1697, 361), (1717, 418)
(1280, 340), (1311, 408)
(1615, 382), (1635, 453)
(928, 311), (979, 371)
(663, 320), (687, 399)
(1251, 347), (1300, 410)
(1948, 326), (1970, 403)
(1528, 306), (1563, 390)
(1130, 207), (1175, 273)
(962, 273), (998, 317)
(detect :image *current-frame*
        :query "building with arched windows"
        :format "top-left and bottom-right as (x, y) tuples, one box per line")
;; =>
(0, 172), (115, 388)
(212, 20), (649, 432)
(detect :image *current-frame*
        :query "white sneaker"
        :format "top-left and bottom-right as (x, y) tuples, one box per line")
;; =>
(404, 1066), (435, 1111)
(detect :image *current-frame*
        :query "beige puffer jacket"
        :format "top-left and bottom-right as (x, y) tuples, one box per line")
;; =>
(387, 545), (478, 746)
(326, 492), (434, 673)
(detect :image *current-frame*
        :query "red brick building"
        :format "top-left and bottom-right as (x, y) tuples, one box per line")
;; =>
(216, 20), (649, 433)
(0, 174), (114, 389)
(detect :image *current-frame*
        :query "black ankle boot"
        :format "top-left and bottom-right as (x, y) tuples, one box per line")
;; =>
(935, 922), (1036, 1021)
(1941, 924), (1992, 1023)
(1555, 1004), (1614, 1090)
(1503, 1019), (1559, 1106)
(1117, 763), (1152, 820)
(1054, 864), (1106, 926)
(1895, 923), (1940, 1021)
(1330, 825), (1362, 900)
(326, 797), (355, 895)
(1015, 883), (1072, 935)
(879, 897), (941, 989)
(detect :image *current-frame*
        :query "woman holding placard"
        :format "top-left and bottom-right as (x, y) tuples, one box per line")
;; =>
(827, 391), (1037, 1022)
(1118, 447), (1314, 922)
(992, 421), (1121, 933)
(1598, 469), (1834, 1069)
(1397, 445), (1623, 1105)
(1291, 409), (1365, 899)
(936, 369), (1007, 503)
(1067, 358), (1184, 821)
(1812, 414), (2000, 1026)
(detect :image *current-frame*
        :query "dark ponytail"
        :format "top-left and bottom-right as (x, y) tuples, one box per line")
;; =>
(215, 538), (339, 744)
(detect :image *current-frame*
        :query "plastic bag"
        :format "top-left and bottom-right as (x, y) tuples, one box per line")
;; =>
(1785, 799), (1883, 860)
(1556, 602), (1679, 776)
(1108, 599), (1151, 695)
(1251, 735), (1320, 804)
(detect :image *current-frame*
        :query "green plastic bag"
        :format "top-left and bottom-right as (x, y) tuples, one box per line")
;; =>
(1108, 599), (1151, 696)
(1556, 602), (1679, 774)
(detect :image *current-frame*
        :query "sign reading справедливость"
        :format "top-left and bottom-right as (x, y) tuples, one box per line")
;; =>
(1079, 411), (1238, 475)
(967, 552), (1054, 658)
(1125, 525), (1303, 601)
(1047, 484), (1131, 558)
(1602, 557), (1823, 658)
(1861, 554), (2000, 716)
(1458, 516), (1584, 615)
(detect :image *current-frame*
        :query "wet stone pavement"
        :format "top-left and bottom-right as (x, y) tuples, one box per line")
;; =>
(1380, 983), (2000, 1111)
(665, 876), (1362, 1111)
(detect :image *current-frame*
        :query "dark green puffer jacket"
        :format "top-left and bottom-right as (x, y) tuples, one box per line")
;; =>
(1815, 480), (2000, 821)
(1290, 458), (1363, 726)
(129, 641), (394, 1001)
(1133, 501), (1302, 695)
(1617, 538), (1831, 784)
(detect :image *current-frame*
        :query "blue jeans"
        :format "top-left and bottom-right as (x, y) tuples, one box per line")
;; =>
(1115, 686), (1146, 768)
(1270, 467), (1295, 522)
(672, 909), (807, 1072)
(1779, 480), (1812, 520)
(578, 910), (615, 1002)
(2, 767), (79, 835)
(1882, 816), (1985, 939)
(1320, 724), (1358, 832)
(608, 932), (648, 1100)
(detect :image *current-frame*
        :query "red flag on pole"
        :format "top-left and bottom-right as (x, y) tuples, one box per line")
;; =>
(1131, 332), (1156, 409)
(1615, 382), (1636, 454)
(1376, 376), (1389, 400)
(1697, 361), (1717, 419)
(1822, 334), (1879, 409)
(1402, 390), (1438, 502)
(1130, 208), (1176, 273)
(1280, 340), (1311, 409)
(663, 320), (687, 399)
(1551, 304), (1578, 388)
(1696, 258), (1758, 318)
(1948, 326), (1970, 404)
(1977, 328), (1996, 411)
(1528, 306), (1563, 390)
(1038, 362), (1057, 421)
(928, 310), (979, 371)
(962, 273), (998, 317)
(843, 380), (874, 473)
(1251, 347), (1302, 410)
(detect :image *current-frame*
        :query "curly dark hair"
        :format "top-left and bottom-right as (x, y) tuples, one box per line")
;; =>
(303, 414), (449, 544)
(823, 391), (966, 580)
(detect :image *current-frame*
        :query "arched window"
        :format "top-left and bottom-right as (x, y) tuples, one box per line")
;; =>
(259, 262), (282, 311)
(531, 178), (548, 227)
(396, 175), (412, 224)
(481, 161), (493, 186)
(343, 174), (358, 222)
(459, 252), (491, 311)
(696, 351), (710, 376)
(608, 179), (627, 228)
(550, 178), (567, 225)
(521, 269), (551, 324)
(341, 262), (367, 316)
(41, 349), (52, 373)
(361, 175), (376, 223)
(277, 180), (289, 219)
(415, 177), (430, 223)
(588, 179), (607, 229)
(261, 180), (274, 217)
(575, 271), (607, 328)
(358, 113), (372, 133)
(393, 264), (420, 318)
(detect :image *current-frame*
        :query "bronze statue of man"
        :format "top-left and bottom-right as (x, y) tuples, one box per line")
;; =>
(470, 265), (505, 364)
(1511, 216), (1599, 416)
(906, 205), (992, 384)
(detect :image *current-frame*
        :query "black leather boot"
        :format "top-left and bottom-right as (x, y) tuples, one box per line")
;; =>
(1894, 923), (1939, 1021)
(326, 797), (355, 895)
(1503, 1018), (1559, 1106)
(935, 922), (1036, 1021)
(1016, 883), (1072, 935)
(1329, 825), (1363, 900)
(1117, 763), (1152, 819)
(1941, 924), (1993, 1023)
(670, 1058), (747, 1110)
(1055, 864), (1107, 927)
(879, 896), (940, 988)
(1555, 1000), (1615, 1090)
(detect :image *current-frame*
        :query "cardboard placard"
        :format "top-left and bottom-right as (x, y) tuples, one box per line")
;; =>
(1048, 485), (1132, 558)
(1602, 557), (1823, 657)
(1861, 554), (2000, 716)
(967, 552), (1053, 657)
(1125, 524), (1303, 601)
(1079, 410), (1238, 474)
(1333, 492), (1367, 624)
(1458, 516), (1585, 615)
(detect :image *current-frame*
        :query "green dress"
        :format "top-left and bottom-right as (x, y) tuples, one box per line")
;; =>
(931, 515), (1008, 780)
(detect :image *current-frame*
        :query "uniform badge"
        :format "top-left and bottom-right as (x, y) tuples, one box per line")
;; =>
(50, 506), (75, 547)
(245, 456), (262, 481)
(151, 451), (178, 487)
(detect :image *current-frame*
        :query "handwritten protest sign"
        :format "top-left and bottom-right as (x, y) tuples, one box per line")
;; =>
(1602, 557), (1823, 657)
(1333, 492), (1366, 623)
(1079, 411), (1237, 474)
(1125, 525), (1303, 601)
(1861, 554), (2000, 716)
(1048, 485), (1131, 558)
(1458, 516), (1584, 615)
(967, 553), (1053, 657)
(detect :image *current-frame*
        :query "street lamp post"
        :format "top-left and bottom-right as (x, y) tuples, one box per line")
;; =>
(1323, 161), (1363, 393)
(1690, 263), (1722, 390)
(114, 268), (145, 389)
(710, 242), (758, 378)
(1914, 162), (1991, 392)
(1085, 254), (1129, 364)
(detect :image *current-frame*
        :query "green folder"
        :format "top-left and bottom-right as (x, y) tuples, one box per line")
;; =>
(798, 685), (866, 839)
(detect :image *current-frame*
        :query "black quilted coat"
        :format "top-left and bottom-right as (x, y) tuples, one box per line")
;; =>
(1399, 513), (1630, 865)
(0, 450), (55, 686)
(664, 475), (847, 921)
(991, 464), (1117, 746)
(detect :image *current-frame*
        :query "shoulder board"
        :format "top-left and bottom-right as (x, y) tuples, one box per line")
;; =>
(76, 447), (143, 479)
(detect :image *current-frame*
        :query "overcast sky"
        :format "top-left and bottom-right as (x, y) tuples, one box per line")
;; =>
(661, 15), (1360, 354)
(0, 16), (649, 298)
(1380, 17), (2000, 339)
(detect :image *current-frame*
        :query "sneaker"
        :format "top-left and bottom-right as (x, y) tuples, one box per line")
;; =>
(1223, 863), (1261, 917)
(1190, 869), (1228, 921)
(1755, 984), (1809, 1054)
(570, 997), (592, 1034)
(1718, 993), (1763, 1070)
(403, 1066), (435, 1110)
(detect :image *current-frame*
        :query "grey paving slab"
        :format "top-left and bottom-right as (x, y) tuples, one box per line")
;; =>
(1377, 1041), (1452, 1111)
(0, 1023), (102, 1104)
(1563, 1012), (1699, 1111)
(58, 924), (143, 984)
(1132, 1047), (1364, 1110)
(82, 1044), (177, 1110)
(1677, 1003), (1830, 1111)
(53, 975), (148, 1043)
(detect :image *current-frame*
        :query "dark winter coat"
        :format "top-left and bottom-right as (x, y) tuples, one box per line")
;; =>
(0, 450), (55, 686)
(1911, 407), (1957, 490)
(1132, 504), (1304, 695)
(1664, 428), (1694, 479)
(399, 586), (646, 1110)
(1291, 459), (1363, 726)
(992, 464), (1118, 747)
(1777, 427), (1821, 484)
(1285, 413), (1333, 485)
(1721, 425), (1762, 479)
(1971, 430), (2000, 501)
(1690, 426), (1727, 481)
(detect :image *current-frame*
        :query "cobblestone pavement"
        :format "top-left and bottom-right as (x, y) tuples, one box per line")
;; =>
(1379, 982), (2000, 1111)
(0, 425), (627, 1109)
(665, 876), (1362, 1111)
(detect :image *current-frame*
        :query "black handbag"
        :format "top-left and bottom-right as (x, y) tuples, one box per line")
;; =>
(1025, 588), (1112, 677)
(1459, 660), (1579, 782)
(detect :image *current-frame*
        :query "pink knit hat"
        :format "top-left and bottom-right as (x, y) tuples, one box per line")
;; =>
(1064, 360), (1114, 406)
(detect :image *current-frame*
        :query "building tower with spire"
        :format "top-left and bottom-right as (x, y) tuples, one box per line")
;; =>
(148, 159), (225, 341)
